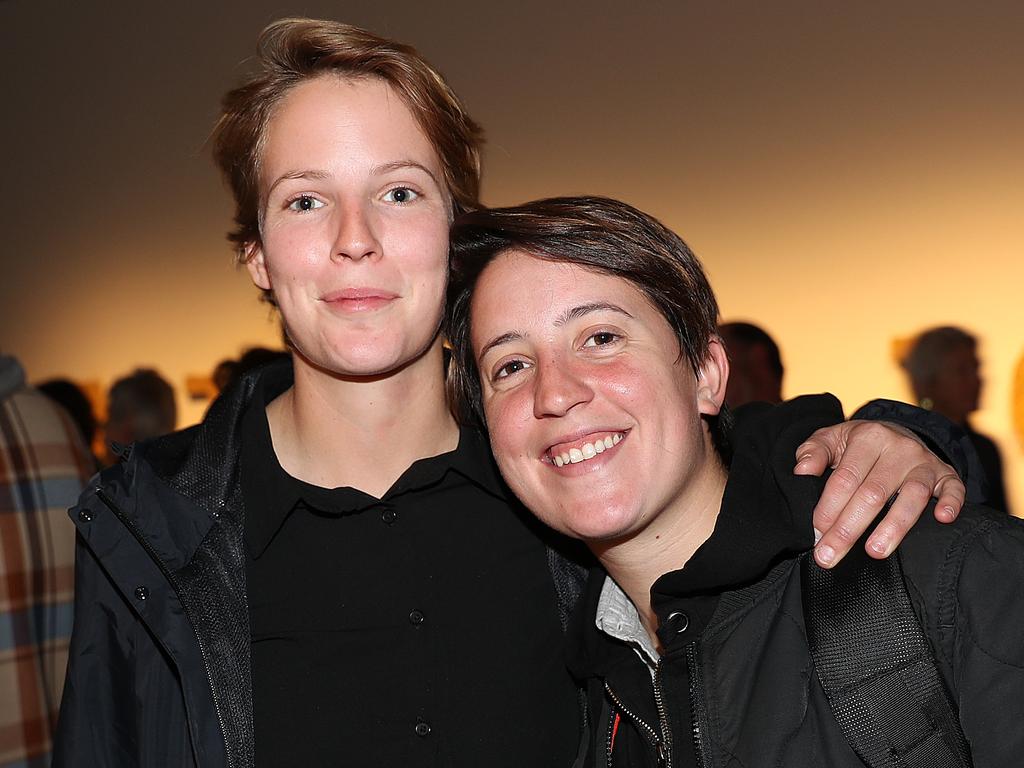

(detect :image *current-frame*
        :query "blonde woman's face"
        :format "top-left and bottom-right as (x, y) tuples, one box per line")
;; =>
(246, 76), (452, 377)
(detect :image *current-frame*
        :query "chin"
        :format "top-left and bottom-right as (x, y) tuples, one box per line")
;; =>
(538, 499), (645, 544)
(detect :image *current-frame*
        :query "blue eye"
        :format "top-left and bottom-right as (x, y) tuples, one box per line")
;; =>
(287, 195), (324, 212)
(383, 187), (419, 204)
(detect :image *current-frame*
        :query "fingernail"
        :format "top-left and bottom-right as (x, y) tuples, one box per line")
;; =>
(868, 536), (890, 557)
(942, 505), (958, 521)
(816, 544), (835, 568)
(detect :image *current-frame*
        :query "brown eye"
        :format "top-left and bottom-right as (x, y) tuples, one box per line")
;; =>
(495, 359), (530, 380)
(583, 331), (619, 348)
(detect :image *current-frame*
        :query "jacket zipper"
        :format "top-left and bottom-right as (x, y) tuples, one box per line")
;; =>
(653, 661), (673, 766)
(95, 487), (233, 768)
(604, 674), (672, 767)
(685, 642), (709, 768)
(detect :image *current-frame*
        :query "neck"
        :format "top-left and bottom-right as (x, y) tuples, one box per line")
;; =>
(592, 449), (728, 648)
(266, 339), (459, 498)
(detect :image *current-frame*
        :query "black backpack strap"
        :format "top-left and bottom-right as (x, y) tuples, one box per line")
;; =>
(801, 549), (972, 768)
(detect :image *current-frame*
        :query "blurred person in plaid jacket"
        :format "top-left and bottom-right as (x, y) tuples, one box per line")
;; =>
(0, 354), (93, 768)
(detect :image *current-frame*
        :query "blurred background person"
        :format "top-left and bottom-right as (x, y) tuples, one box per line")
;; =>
(902, 326), (1010, 514)
(719, 321), (784, 407)
(103, 368), (177, 465)
(1, 354), (93, 768)
(36, 378), (102, 471)
(210, 358), (241, 395)
(211, 348), (290, 397)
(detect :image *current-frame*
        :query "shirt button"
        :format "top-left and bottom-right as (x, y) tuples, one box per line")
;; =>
(381, 508), (397, 524)
(665, 610), (689, 634)
(409, 609), (425, 626)
(414, 721), (431, 737)
(134, 586), (149, 601)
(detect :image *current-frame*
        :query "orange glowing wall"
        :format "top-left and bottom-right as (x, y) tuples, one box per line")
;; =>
(2, 2), (1021, 513)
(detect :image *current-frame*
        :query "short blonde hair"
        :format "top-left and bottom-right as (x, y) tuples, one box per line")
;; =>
(211, 18), (484, 261)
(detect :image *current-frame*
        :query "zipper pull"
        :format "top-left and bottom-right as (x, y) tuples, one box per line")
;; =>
(656, 741), (668, 767)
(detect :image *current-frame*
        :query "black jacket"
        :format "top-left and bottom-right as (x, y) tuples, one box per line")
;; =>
(571, 396), (1024, 767)
(52, 366), (974, 767)
(55, 372), (257, 768)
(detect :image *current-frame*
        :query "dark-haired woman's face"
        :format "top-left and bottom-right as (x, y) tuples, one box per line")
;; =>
(469, 249), (729, 543)
(245, 75), (452, 378)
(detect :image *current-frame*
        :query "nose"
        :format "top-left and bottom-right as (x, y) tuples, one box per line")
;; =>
(331, 202), (381, 262)
(532, 357), (594, 419)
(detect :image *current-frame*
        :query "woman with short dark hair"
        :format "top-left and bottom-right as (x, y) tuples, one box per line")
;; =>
(447, 196), (1022, 767)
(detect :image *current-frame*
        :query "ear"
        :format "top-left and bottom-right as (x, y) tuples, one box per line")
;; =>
(696, 337), (729, 417)
(244, 241), (272, 291)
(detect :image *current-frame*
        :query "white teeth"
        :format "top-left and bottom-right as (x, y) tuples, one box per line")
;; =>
(550, 433), (624, 467)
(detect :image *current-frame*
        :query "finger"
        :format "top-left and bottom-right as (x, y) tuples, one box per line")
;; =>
(814, 453), (899, 568)
(809, 436), (879, 543)
(793, 425), (847, 476)
(863, 472), (934, 558)
(932, 472), (965, 522)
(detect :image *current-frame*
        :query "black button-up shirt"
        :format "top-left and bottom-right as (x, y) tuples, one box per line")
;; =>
(242, 367), (579, 767)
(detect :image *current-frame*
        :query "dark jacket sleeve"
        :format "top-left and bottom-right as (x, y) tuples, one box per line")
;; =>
(53, 532), (142, 767)
(900, 506), (1024, 767)
(852, 398), (981, 502)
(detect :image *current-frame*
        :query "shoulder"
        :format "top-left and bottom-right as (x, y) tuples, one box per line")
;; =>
(900, 503), (1024, 666)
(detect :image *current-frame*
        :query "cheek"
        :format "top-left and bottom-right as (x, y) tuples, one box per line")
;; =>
(484, 393), (536, 467)
(264, 237), (322, 284)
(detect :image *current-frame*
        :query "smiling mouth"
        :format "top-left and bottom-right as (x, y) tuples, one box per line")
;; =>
(546, 431), (626, 467)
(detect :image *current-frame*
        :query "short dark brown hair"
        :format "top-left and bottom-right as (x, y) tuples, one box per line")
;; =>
(211, 18), (484, 261)
(445, 196), (721, 425)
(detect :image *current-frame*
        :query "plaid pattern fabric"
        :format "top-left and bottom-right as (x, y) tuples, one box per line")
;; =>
(0, 359), (92, 768)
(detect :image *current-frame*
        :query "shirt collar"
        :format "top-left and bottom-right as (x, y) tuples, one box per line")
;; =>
(241, 362), (512, 559)
(595, 575), (660, 671)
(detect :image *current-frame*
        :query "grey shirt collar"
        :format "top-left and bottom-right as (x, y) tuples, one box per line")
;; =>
(595, 574), (660, 672)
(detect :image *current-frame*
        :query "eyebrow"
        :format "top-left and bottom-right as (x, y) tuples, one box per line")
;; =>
(266, 169), (331, 198)
(476, 302), (634, 359)
(371, 160), (442, 187)
(477, 331), (524, 361)
(555, 301), (634, 326)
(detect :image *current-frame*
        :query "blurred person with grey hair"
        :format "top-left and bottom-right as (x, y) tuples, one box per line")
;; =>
(103, 368), (177, 464)
(902, 326), (1010, 514)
